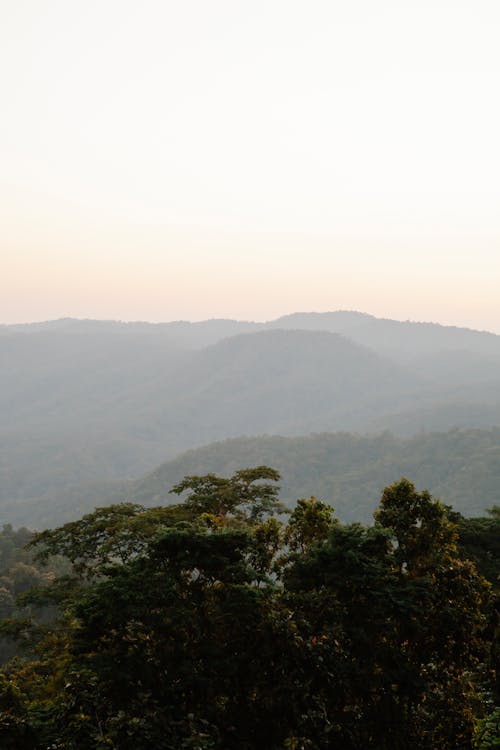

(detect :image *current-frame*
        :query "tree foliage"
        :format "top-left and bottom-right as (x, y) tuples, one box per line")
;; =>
(0, 472), (496, 749)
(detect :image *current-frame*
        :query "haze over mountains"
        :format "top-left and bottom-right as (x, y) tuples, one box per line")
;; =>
(1, 311), (500, 527)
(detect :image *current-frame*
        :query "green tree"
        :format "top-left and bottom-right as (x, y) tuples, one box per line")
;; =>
(283, 480), (490, 749)
(170, 466), (284, 524)
(0, 472), (494, 749)
(456, 507), (500, 741)
(284, 496), (336, 552)
(374, 477), (458, 573)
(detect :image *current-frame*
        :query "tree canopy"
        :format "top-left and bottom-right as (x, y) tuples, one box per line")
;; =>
(0, 471), (497, 749)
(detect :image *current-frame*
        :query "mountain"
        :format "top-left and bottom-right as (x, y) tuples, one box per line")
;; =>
(270, 311), (500, 361)
(125, 428), (500, 524)
(0, 328), (421, 503)
(1, 311), (500, 526)
(4, 310), (500, 359)
(4, 428), (499, 529)
(0, 317), (259, 348)
(129, 329), (427, 441)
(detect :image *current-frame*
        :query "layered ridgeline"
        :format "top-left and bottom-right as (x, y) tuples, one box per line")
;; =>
(2, 429), (500, 528)
(1, 312), (500, 526)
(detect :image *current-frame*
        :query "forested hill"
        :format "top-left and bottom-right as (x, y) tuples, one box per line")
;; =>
(3, 428), (500, 528)
(2, 312), (500, 527)
(128, 429), (500, 523)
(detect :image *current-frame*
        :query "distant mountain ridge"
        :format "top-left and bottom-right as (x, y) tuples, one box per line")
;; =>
(1, 310), (500, 527)
(270, 311), (500, 360)
(2, 310), (500, 356)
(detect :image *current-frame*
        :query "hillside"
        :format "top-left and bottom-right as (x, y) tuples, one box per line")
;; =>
(0, 327), (425, 505)
(1, 312), (500, 525)
(271, 311), (500, 361)
(4, 428), (500, 528)
(127, 429), (500, 524)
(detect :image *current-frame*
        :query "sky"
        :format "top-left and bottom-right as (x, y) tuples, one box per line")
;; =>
(1, 0), (499, 332)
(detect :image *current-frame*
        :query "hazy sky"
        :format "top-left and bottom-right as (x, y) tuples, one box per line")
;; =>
(2, 0), (499, 331)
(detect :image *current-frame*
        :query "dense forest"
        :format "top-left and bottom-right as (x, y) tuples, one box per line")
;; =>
(129, 429), (500, 523)
(4, 428), (500, 529)
(0, 469), (498, 748)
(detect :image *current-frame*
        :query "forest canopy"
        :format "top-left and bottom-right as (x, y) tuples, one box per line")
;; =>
(0, 469), (498, 749)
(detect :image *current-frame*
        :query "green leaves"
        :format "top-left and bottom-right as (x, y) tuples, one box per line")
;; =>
(285, 497), (336, 553)
(29, 503), (196, 578)
(170, 466), (283, 525)
(0, 470), (496, 748)
(374, 477), (459, 573)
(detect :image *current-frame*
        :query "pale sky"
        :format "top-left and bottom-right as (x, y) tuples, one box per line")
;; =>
(1, 0), (499, 331)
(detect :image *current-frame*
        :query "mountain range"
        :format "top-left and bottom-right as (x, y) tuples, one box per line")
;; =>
(1, 311), (500, 527)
